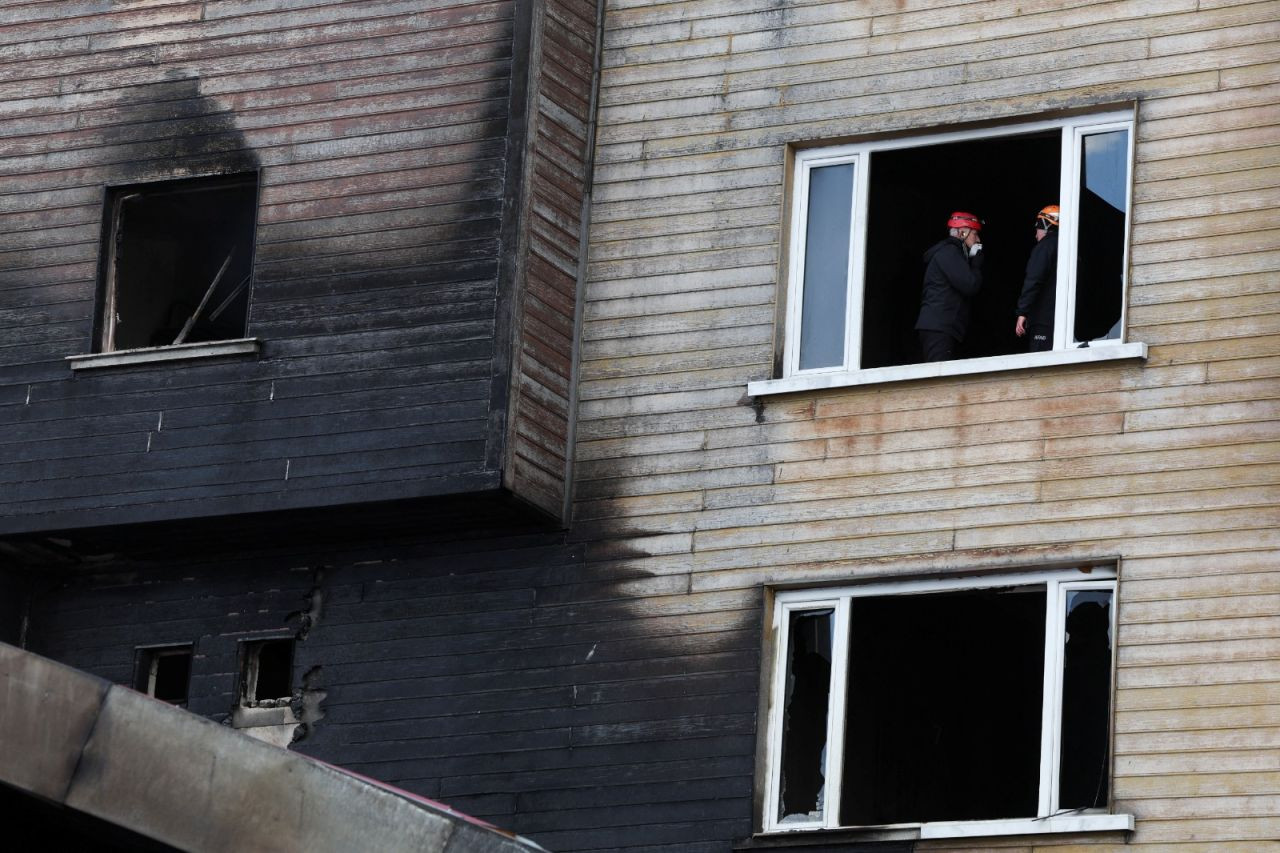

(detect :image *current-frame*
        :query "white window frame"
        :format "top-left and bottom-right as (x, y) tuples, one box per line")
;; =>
(762, 567), (1132, 839)
(753, 111), (1144, 396)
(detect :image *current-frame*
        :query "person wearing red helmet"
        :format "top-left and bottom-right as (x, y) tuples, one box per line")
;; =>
(915, 211), (985, 362)
(1015, 204), (1060, 351)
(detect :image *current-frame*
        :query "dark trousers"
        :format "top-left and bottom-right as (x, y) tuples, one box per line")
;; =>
(1028, 323), (1053, 352)
(919, 330), (958, 362)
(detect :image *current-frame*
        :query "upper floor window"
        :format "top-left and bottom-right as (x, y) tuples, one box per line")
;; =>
(763, 568), (1130, 839)
(98, 173), (258, 353)
(781, 111), (1135, 382)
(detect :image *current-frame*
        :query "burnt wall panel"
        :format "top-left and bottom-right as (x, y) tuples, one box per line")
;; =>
(0, 2), (524, 534)
(24, 529), (759, 852)
(502, 0), (598, 520)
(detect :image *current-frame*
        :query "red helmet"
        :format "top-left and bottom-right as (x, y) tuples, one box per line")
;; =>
(947, 211), (982, 232)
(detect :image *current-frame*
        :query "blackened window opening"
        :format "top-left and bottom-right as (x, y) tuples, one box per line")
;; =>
(102, 173), (258, 352)
(135, 646), (192, 706)
(1059, 590), (1113, 809)
(840, 588), (1045, 825)
(779, 609), (833, 823)
(243, 639), (294, 705)
(860, 132), (1060, 368)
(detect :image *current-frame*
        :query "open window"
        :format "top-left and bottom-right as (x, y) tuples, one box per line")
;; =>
(133, 644), (193, 707)
(240, 638), (294, 708)
(98, 173), (258, 353)
(763, 568), (1130, 839)
(779, 111), (1137, 384)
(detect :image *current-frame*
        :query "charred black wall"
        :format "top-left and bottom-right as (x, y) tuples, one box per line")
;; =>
(0, 2), (592, 535)
(0, 568), (26, 645)
(22, 526), (761, 853)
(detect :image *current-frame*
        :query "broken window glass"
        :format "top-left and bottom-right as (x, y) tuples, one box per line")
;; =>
(134, 645), (193, 706)
(778, 608), (833, 824)
(241, 639), (294, 706)
(768, 572), (1119, 833)
(1073, 129), (1128, 344)
(1058, 589), (1114, 809)
(101, 174), (258, 352)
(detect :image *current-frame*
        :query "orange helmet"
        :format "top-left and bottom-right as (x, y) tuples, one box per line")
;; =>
(1036, 205), (1060, 229)
(947, 211), (982, 232)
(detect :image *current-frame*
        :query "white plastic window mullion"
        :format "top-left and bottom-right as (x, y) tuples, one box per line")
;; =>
(763, 599), (793, 830)
(1056, 127), (1078, 351)
(1037, 578), (1066, 817)
(784, 160), (816, 377)
(1117, 115), (1137, 344)
(844, 154), (867, 372)
(766, 599), (841, 832)
(823, 596), (852, 829)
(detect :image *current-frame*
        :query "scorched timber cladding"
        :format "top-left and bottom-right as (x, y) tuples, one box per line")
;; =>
(0, 0), (593, 533)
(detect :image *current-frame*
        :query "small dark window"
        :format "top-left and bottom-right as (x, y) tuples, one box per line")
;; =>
(241, 639), (294, 706)
(100, 173), (258, 352)
(134, 645), (193, 706)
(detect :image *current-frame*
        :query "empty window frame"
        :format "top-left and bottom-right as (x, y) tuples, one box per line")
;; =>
(134, 644), (193, 706)
(99, 173), (259, 352)
(784, 111), (1134, 375)
(763, 568), (1117, 833)
(240, 638), (294, 707)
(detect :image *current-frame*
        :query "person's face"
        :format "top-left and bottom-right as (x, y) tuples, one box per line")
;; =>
(1035, 227), (1047, 242)
(963, 228), (981, 248)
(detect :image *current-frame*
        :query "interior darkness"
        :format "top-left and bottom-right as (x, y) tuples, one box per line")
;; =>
(840, 588), (1045, 825)
(779, 609), (834, 823)
(2, 781), (180, 852)
(1059, 591), (1113, 809)
(861, 132), (1060, 368)
(246, 639), (294, 702)
(135, 647), (192, 706)
(108, 174), (257, 351)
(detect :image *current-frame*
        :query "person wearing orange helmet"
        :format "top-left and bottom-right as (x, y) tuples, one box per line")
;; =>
(915, 211), (985, 362)
(1015, 204), (1060, 351)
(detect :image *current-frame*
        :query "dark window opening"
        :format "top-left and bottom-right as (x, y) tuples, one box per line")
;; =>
(134, 645), (193, 706)
(1059, 590), (1113, 809)
(100, 173), (258, 352)
(778, 608), (833, 824)
(241, 639), (294, 706)
(840, 588), (1046, 825)
(861, 132), (1060, 368)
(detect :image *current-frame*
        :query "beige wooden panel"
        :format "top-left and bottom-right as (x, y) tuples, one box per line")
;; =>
(1117, 681), (1280, 712)
(577, 0), (1280, 847)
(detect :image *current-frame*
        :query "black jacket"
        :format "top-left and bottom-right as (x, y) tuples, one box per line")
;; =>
(915, 236), (983, 341)
(1016, 230), (1058, 326)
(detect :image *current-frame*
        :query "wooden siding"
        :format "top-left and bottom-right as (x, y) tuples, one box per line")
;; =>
(23, 526), (758, 853)
(576, 0), (1280, 849)
(503, 0), (600, 519)
(0, 0), (595, 533)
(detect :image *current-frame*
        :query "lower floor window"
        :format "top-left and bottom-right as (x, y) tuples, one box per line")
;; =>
(766, 568), (1116, 832)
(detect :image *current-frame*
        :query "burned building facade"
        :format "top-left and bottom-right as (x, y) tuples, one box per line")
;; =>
(3, 1), (1280, 852)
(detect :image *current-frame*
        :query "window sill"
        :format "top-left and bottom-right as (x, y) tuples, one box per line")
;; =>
(919, 813), (1134, 838)
(748, 342), (1147, 397)
(67, 338), (260, 371)
(746, 813), (1134, 846)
